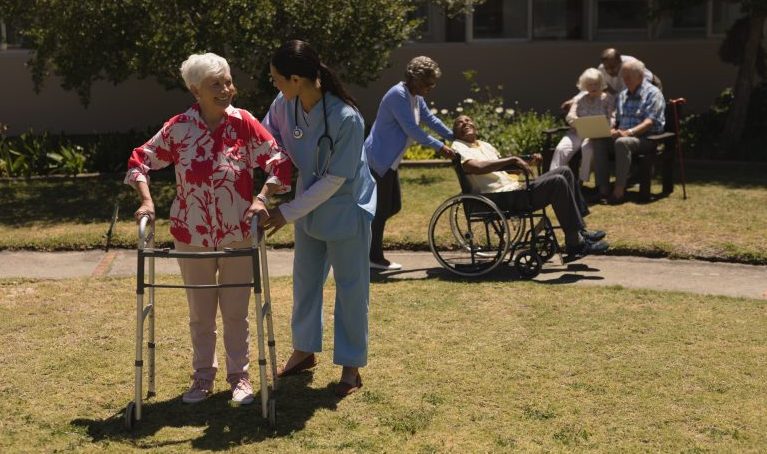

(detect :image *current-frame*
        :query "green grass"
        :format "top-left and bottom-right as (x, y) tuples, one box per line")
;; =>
(1, 276), (765, 452)
(1, 160), (766, 263)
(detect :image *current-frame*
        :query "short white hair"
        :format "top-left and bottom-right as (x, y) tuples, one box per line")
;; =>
(620, 59), (646, 78)
(405, 56), (441, 82)
(577, 67), (604, 91)
(180, 53), (231, 90)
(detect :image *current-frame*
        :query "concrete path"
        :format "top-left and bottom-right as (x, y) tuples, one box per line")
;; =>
(1, 249), (766, 300)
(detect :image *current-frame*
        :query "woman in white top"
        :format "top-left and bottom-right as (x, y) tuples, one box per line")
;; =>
(550, 68), (615, 184)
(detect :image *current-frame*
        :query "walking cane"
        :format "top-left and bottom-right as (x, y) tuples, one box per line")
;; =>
(670, 98), (688, 200)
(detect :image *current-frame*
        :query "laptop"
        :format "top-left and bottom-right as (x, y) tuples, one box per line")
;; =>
(571, 115), (612, 139)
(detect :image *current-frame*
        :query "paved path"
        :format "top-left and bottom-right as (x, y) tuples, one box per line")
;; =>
(1, 249), (766, 300)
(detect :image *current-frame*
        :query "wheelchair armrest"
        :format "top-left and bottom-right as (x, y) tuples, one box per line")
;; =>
(499, 161), (533, 186)
(647, 132), (675, 142)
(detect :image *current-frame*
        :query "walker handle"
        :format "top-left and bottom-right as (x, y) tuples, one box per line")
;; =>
(250, 215), (264, 244)
(138, 215), (152, 246)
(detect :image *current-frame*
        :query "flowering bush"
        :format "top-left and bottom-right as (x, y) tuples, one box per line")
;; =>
(404, 70), (562, 160)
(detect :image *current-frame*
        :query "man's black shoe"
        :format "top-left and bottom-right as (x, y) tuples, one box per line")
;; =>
(581, 229), (607, 242)
(566, 239), (609, 260)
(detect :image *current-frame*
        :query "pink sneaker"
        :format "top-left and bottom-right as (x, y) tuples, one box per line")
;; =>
(231, 377), (254, 405)
(182, 377), (213, 404)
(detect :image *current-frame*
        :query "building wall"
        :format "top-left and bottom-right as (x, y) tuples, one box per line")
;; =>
(1, 40), (737, 135)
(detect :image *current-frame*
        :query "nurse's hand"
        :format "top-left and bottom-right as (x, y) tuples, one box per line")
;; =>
(439, 145), (456, 159)
(261, 207), (287, 237)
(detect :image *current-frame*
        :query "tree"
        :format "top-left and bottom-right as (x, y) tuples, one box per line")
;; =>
(0, 0), (421, 112)
(654, 0), (766, 154)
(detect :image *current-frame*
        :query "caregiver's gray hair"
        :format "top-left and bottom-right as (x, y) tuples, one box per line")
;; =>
(180, 53), (231, 90)
(405, 56), (441, 83)
(577, 67), (605, 91)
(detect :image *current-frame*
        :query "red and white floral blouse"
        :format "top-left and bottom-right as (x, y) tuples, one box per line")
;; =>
(125, 104), (292, 248)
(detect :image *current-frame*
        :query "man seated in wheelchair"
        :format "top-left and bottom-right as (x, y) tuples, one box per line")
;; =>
(452, 115), (609, 258)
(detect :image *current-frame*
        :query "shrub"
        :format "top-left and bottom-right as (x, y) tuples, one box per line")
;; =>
(403, 70), (562, 160)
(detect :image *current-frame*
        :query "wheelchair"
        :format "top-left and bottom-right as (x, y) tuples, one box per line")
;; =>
(428, 157), (563, 278)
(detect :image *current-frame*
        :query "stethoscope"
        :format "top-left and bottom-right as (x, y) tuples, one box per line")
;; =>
(293, 92), (334, 178)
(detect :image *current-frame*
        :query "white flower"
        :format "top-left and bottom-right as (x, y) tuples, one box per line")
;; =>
(456, 107), (464, 112)
(464, 98), (474, 104)
(440, 109), (448, 115)
(495, 107), (503, 114)
(505, 108), (515, 116)
(430, 108), (438, 114)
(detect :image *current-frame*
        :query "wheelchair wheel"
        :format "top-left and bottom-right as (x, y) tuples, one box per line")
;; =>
(429, 195), (511, 277)
(514, 250), (542, 279)
(535, 234), (558, 263)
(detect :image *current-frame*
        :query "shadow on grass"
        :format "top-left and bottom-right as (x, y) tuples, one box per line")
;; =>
(372, 261), (604, 285)
(71, 373), (340, 450)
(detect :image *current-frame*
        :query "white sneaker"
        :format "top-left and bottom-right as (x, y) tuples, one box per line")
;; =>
(182, 377), (213, 404)
(231, 377), (254, 405)
(370, 259), (402, 270)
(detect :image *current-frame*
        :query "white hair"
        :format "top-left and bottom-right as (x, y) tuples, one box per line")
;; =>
(179, 53), (231, 90)
(577, 67), (604, 91)
(620, 58), (646, 78)
(405, 56), (441, 82)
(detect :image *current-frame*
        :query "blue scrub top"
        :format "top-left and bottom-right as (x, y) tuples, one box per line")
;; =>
(263, 92), (376, 240)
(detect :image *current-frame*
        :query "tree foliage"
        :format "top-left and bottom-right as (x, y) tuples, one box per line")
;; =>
(0, 0), (420, 112)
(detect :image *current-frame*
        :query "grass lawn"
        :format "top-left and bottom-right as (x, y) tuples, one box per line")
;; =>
(1, 160), (766, 263)
(1, 276), (765, 452)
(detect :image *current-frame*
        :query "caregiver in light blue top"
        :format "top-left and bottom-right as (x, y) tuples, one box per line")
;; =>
(261, 40), (375, 398)
(365, 56), (454, 270)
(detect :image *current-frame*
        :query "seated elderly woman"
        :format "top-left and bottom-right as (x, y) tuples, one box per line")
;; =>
(550, 68), (615, 186)
(451, 115), (609, 258)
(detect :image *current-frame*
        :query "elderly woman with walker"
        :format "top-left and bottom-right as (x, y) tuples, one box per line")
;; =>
(364, 56), (455, 270)
(126, 52), (292, 406)
(260, 40), (376, 397)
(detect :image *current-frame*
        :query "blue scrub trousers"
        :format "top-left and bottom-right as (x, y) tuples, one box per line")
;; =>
(291, 213), (371, 367)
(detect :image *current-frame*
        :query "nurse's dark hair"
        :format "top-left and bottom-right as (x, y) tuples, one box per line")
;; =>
(271, 40), (359, 110)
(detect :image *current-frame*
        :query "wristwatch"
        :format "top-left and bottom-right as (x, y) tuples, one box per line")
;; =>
(628, 128), (635, 137)
(255, 193), (269, 204)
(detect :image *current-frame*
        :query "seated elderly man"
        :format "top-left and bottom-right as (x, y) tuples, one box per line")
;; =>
(593, 58), (666, 203)
(452, 115), (609, 258)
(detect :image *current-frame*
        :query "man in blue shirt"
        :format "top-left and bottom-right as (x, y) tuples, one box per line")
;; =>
(594, 58), (665, 203)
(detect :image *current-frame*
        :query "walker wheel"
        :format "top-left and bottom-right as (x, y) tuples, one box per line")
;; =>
(124, 401), (138, 431)
(514, 250), (542, 279)
(268, 396), (276, 427)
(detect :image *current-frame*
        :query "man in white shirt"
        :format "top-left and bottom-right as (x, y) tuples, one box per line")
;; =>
(452, 115), (609, 257)
(599, 48), (661, 95)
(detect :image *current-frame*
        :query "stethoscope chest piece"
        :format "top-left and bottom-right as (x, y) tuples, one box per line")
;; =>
(292, 126), (304, 140)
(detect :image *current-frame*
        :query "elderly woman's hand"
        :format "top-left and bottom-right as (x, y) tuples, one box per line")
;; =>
(260, 207), (287, 237)
(439, 145), (456, 159)
(245, 199), (269, 226)
(134, 202), (155, 224)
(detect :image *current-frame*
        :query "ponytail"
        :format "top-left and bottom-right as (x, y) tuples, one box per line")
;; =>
(271, 40), (359, 111)
(319, 63), (359, 111)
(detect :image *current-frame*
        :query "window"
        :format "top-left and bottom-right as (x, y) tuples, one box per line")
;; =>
(596, 0), (647, 30)
(533, 0), (584, 40)
(711, 0), (743, 35)
(1, 19), (25, 49)
(472, 0), (528, 39)
(656, 3), (706, 38)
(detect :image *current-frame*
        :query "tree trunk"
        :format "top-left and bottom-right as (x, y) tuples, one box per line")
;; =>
(720, 13), (766, 156)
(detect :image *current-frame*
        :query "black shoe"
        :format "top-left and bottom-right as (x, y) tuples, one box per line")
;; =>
(566, 239), (609, 259)
(581, 229), (606, 242)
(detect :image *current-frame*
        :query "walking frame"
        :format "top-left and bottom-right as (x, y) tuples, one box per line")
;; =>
(124, 215), (278, 430)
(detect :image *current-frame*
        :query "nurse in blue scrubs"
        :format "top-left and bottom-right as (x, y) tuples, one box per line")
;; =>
(260, 40), (376, 397)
